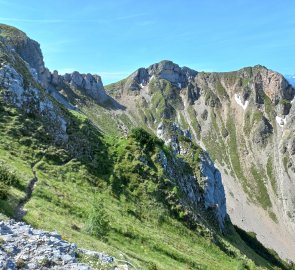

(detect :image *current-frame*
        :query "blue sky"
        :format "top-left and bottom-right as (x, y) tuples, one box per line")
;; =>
(0, 0), (294, 84)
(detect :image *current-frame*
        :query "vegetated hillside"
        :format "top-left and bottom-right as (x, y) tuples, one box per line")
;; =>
(102, 60), (295, 262)
(0, 23), (294, 270)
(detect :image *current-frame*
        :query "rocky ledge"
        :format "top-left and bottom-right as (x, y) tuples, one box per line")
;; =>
(0, 219), (114, 270)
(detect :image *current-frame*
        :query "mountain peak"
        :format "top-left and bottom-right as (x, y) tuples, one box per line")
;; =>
(148, 60), (197, 85)
(0, 24), (46, 82)
(127, 60), (197, 90)
(0, 24), (27, 43)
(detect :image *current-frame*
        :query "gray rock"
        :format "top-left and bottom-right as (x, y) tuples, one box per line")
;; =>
(155, 121), (226, 229)
(128, 60), (197, 90)
(14, 38), (46, 80)
(0, 219), (116, 270)
(253, 116), (273, 146)
(200, 152), (226, 229)
(148, 60), (197, 87)
(55, 71), (109, 103)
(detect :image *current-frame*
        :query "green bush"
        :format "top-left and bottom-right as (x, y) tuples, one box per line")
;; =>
(130, 128), (163, 151)
(0, 181), (9, 199)
(85, 199), (110, 238)
(0, 163), (20, 187)
(0, 163), (21, 198)
(146, 261), (158, 270)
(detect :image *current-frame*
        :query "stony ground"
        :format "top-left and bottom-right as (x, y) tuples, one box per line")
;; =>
(220, 166), (295, 262)
(0, 219), (117, 270)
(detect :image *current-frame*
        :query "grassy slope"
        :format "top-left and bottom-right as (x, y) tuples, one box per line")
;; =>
(0, 98), (291, 270)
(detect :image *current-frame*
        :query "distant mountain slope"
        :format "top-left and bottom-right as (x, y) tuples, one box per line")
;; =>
(103, 60), (295, 262)
(0, 23), (294, 269)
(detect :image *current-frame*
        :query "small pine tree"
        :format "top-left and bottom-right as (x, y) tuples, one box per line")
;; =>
(85, 198), (110, 238)
(0, 182), (9, 199)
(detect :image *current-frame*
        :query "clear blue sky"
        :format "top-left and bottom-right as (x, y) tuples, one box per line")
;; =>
(0, 0), (294, 84)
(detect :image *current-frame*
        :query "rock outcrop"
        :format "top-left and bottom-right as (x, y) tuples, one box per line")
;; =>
(0, 24), (110, 106)
(0, 219), (114, 270)
(0, 63), (68, 144)
(156, 121), (227, 229)
(0, 24), (46, 81)
(48, 70), (109, 103)
(126, 60), (197, 91)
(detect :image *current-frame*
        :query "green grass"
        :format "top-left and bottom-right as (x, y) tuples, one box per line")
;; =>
(216, 81), (229, 99)
(226, 114), (273, 210)
(2, 136), (232, 269)
(104, 78), (128, 96)
(203, 112), (227, 165)
(0, 102), (289, 269)
(79, 100), (122, 136)
(221, 71), (240, 87)
(187, 107), (201, 140)
(234, 226), (290, 270)
(226, 116), (247, 186)
(0, 24), (27, 45)
(250, 165), (272, 210)
(266, 158), (277, 195)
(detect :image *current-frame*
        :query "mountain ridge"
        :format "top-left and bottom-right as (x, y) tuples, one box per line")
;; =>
(103, 59), (295, 262)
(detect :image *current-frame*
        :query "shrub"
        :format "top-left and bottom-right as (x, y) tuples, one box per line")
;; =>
(0, 163), (21, 199)
(85, 198), (110, 238)
(147, 261), (158, 270)
(130, 128), (163, 151)
(0, 163), (21, 188)
(39, 257), (53, 267)
(0, 181), (9, 199)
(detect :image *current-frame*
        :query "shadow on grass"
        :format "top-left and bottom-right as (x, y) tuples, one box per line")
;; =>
(234, 225), (289, 270)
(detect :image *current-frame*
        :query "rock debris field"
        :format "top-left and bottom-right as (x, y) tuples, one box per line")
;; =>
(0, 219), (117, 270)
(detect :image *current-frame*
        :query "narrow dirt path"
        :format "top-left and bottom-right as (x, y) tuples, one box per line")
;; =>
(15, 161), (39, 221)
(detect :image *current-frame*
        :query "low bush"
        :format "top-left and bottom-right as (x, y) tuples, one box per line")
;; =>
(85, 198), (110, 238)
(0, 162), (21, 198)
(130, 128), (163, 151)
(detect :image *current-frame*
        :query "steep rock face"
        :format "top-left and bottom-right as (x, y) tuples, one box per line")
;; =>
(0, 24), (46, 83)
(147, 60), (197, 87)
(0, 63), (68, 144)
(105, 61), (295, 261)
(43, 68), (109, 106)
(200, 152), (226, 227)
(156, 121), (226, 229)
(51, 70), (109, 103)
(39, 68), (110, 106)
(0, 24), (109, 106)
(13, 38), (45, 80)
